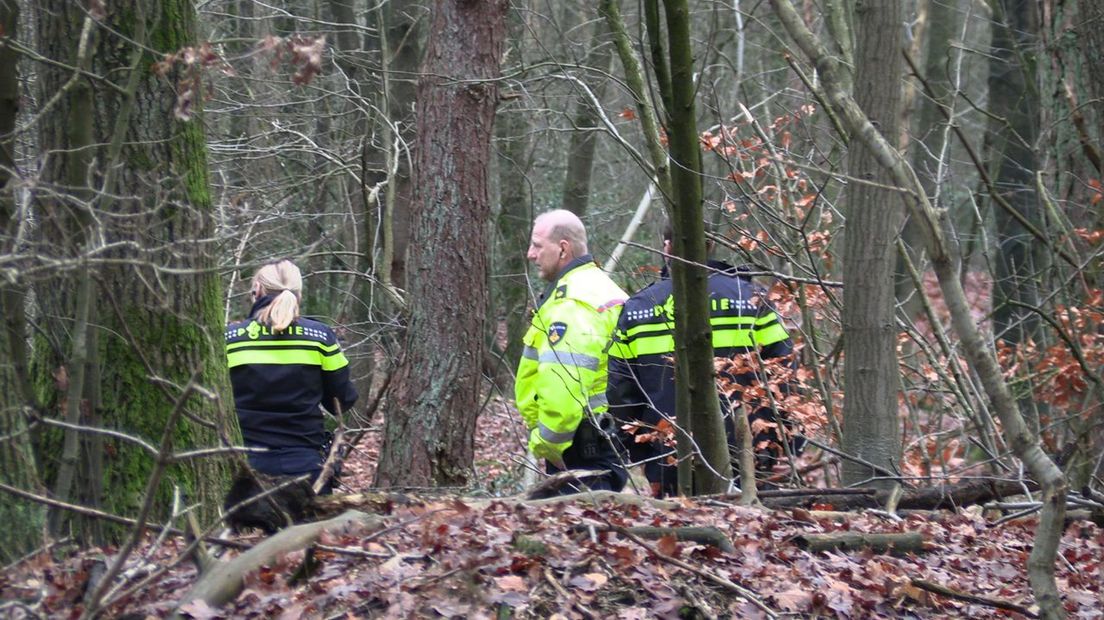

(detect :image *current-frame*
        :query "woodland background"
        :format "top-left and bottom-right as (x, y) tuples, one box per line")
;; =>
(0, 0), (1102, 618)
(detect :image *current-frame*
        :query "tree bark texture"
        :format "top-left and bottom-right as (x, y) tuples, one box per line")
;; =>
(32, 0), (234, 538)
(770, 1), (1068, 616)
(0, 0), (46, 562)
(840, 0), (905, 489)
(661, 0), (731, 495)
(375, 0), (508, 487)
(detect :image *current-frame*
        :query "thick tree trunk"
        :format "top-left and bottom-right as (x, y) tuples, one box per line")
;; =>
(840, 0), (904, 490)
(770, 1), (1068, 616)
(661, 0), (730, 495)
(32, 0), (235, 541)
(375, 0), (507, 487)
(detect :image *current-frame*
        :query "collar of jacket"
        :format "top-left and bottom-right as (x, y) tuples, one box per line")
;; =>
(537, 254), (594, 309)
(248, 293), (278, 319)
(659, 258), (743, 280)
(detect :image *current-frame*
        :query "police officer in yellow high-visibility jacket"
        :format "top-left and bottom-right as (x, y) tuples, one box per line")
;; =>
(516, 210), (628, 494)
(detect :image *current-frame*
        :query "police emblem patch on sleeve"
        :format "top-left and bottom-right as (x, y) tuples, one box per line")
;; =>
(547, 321), (568, 345)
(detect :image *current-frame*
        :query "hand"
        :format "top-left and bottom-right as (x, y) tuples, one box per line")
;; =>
(529, 428), (567, 469)
(520, 408), (538, 430)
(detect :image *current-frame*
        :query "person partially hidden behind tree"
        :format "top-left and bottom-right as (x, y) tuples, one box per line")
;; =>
(516, 210), (629, 496)
(607, 223), (803, 498)
(225, 259), (358, 499)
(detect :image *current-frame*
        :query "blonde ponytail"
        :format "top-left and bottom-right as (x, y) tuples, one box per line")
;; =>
(251, 260), (303, 332)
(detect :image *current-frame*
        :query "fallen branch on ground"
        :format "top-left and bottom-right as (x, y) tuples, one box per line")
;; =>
(910, 578), (1038, 618)
(762, 479), (1037, 511)
(790, 532), (925, 555)
(573, 524), (735, 553)
(173, 510), (386, 616)
(612, 526), (778, 619)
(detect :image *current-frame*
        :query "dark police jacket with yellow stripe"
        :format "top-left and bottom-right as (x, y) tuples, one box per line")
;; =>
(225, 296), (359, 451)
(607, 261), (792, 453)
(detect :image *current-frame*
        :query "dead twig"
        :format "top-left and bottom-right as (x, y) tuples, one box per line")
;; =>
(910, 578), (1038, 618)
(612, 526), (778, 619)
(542, 567), (596, 620)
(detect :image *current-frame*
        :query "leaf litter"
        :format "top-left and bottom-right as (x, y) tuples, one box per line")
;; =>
(2, 396), (1102, 618)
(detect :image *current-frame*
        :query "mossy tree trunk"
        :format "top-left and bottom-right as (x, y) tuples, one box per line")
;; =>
(32, 0), (234, 542)
(375, 0), (508, 487)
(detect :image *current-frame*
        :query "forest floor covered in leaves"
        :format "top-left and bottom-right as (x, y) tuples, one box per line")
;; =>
(2, 396), (1102, 619)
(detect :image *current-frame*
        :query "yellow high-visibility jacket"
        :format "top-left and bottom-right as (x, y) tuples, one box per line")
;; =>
(516, 258), (627, 456)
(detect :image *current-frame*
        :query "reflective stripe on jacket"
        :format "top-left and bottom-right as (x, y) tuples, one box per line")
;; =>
(607, 260), (792, 445)
(226, 295), (358, 452)
(515, 258), (627, 453)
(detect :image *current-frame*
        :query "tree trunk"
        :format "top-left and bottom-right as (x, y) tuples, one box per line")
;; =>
(1082, 1), (1104, 184)
(379, 0), (424, 290)
(560, 17), (612, 217)
(661, 0), (731, 495)
(839, 0), (904, 489)
(898, 0), (960, 311)
(986, 0), (1046, 434)
(375, 0), (508, 487)
(601, 0), (731, 495)
(33, 0), (235, 541)
(492, 3), (534, 383)
(770, 1), (1069, 616)
(0, 0), (46, 562)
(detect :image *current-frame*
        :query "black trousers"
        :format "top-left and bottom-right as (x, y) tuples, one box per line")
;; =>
(544, 419), (628, 496)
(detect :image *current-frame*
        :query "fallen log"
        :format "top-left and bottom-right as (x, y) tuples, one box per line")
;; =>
(173, 510), (386, 616)
(763, 479), (1037, 511)
(572, 524), (735, 553)
(790, 532), (925, 555)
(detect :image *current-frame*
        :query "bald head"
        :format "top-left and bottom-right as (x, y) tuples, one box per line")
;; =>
(527, 209), (589, 281)
(535, 209), (588, 255)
